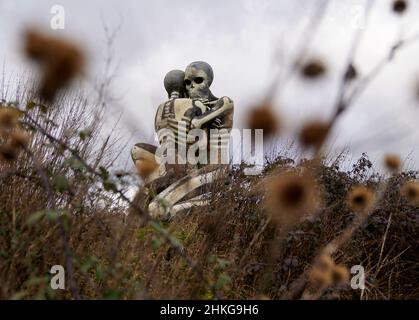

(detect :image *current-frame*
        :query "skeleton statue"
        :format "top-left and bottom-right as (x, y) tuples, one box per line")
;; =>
(131, 61), (234, 220)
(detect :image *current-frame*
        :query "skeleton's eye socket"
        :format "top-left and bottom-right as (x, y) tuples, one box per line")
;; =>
(184, 79), (192, 86)
(194, 77), (204, 84)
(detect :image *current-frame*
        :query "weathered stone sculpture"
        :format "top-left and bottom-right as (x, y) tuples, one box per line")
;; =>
(131, 61), (234, 220)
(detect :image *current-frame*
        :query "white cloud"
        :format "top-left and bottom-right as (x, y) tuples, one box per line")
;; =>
(1, 0), (419, 170)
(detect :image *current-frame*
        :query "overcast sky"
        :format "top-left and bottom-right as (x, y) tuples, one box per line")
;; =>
(1, 0), (419, 171)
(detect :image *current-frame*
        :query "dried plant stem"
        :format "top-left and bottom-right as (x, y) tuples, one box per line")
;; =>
(24, 147), (80, 299)
(285, 180), (389, 300)
(22, 112), (220, 299)
(238, 216), (271, 268)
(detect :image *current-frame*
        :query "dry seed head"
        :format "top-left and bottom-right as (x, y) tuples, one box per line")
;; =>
(0, 144), (17, 162)
(299, 120), (331, 149)
(247, 104), (280, 137)
(331, 265), (350, 284)
(0, 107), (19, 129)
(9, 130), (31, 149)
(316, 254), (335, 272)
(384, 154), (401, 172)
(25, 30), (48, 61)
(301, 59), (327, 79)
(266, 169), (321, 224)
(308, 267), (333, 289)
(135, 157), (159, 179)
(393, 0), (408, 14)
(347, 185), (376, 214)
(400, 180), (419, 206)
(24, 30), (85, 101)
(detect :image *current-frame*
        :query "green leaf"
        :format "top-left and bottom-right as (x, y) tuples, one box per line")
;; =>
(149, 221), (163, 232)
(215, 273), (231, 289)
(217, 258), (230, 269)
(95, 265), (104, 281)
(27, 210), (62, 225)
(137, 228), (147, 241)
(81, 256), (98, 273)
(167, 233), (183, 249)
(64, 156), (85, 171)
(51, 175), (70, 193)
(103, 181), (116, 192)
(79, 130), (91, 141)
(99, 166), (109, 179)
(26, 101), (36, 110)
(103, 289), (122, 300)
(27, 211), (46, 225)
(11, 291), (27, 300)
(40, 104), (48, 113)
(151, 236), (162, 250)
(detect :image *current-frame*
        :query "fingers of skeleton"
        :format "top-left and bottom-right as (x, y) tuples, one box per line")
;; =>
(192, 97), (234, 129)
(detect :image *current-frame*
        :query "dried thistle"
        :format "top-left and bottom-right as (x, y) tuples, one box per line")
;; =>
(316, 254), (334, 272)
(135, 157), (159, 180)
(0, 107), (20, 129)
(384, 154), (401, 173)
(392, 0), (408, 14)
(307, 254), (349, 297)
(9, 130), (31, 149)
(400, 180), (419, 206)
(347, 185), (376, 214)
(247, 104), (280, 137)
(0, 144), (17, 162)
(301, 59), (327, 79)
(299, 120), (331, 149)
(331, 265), (350, 284)
(24, 30), (85, 101)
(265, 169), (321, 225)
(308, 268), (333, 289)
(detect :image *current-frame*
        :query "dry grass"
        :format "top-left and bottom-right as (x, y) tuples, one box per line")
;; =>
(1, 11), (419, 300)
(1, 135), (418, 299)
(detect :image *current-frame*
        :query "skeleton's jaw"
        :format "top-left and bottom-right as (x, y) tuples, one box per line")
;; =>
(187, 88), (210, 100)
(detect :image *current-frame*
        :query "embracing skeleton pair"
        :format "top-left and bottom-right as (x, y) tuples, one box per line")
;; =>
(131, 61), (234, 220)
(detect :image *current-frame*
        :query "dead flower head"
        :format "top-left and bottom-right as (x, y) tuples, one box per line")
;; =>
(301, 59), (327, 79)
(299, 120), (331, 149)
(347, 185), (376, 214)
(400, 180), (419, 206)
(308, 254), (334, 288)
(0, 144), (17, 162)
(331, 265), (350, 284)
(0, 107), (20, 129)
(266, 169), (321, 224)
(136, 159), (159, 180)
(131, 143), (160, 180)
(24, 30), (85, 101)
(309, 268), (333, 289)
(247, 104), (280, 137)
(384, 154), (401, 173)
(392, 0), (408, 14)
(9, 130), (31, 149)
(309, 254), (349, 289)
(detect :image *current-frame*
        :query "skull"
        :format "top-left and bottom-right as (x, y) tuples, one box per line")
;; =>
(184, 61), (214, 100)
(164, 69), (186, 99)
